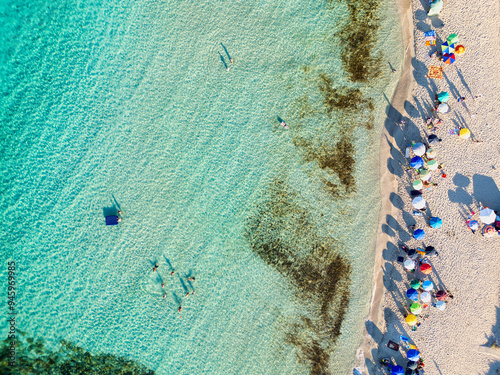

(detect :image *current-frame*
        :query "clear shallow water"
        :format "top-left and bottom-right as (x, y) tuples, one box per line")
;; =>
(0, 0), (402, 373)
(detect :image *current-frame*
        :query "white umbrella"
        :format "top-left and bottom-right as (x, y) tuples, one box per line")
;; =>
(479, 208), (496, 224)
(419, 169), (432, 181)
(437, 103), (450, 113)
(404, 259), (416, 271)
(435, 300), (446, 311)
(412, 196), (426, 210)
(413, 143), (426, 156)
(420, 292), (431, 303)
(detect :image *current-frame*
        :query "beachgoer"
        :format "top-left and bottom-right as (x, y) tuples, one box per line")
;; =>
(227, 67), (230, 71)
(153, 267), (157, 272)
(471, 112), (477, 119)
(153, 263), (159, 272)
(392, 68), (396, 73)
(230, 58), (234, 63)
(171, 271), (175, 276)
(280, 121), (289, 129)
(161, 283), (164, 288)
(185, 292), (189, 297)
(191, 290), (195, 295)
(163, 294), (166, 298)
(473, 94), (483, 99)
(178, 306), (182, 312)
(458, 97), (466, 102)
(187, 277), (195, 281)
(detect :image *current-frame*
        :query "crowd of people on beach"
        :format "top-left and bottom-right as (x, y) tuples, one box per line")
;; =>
(373, 8), (499, 374)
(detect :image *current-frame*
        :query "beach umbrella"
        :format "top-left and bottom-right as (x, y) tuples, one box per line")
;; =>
(404, 259), (416, 271)
(426, 148), (436, 159)
(407, 361), (418, 370)
(482, 225), (497, 237)
(459, 128), (471, 139)
(455, 44), (465, 54)
(410, 156), (424, 169)
(429, 216), (443, 228)
(428, 134), (440, 146)
(441, 41), (455, 54)
(406, 288), (419, 301)
(443, 53), (456, 65)
(447, 33), (459, 44)
(392, 365), (404, 375)
(413, 143), (426, 156)
(407, 349), (420, 362)
(422, 280), (434, 291)
(413, 180), (423, 190)
(427, 160), (438, 171)
(406, 314), (418, 326)
(468, 220), (479, 230)
(407, 249), (419, 260)
(405, 370), (418, 375)
(410, 279), (422, 289)
(425, 246), (438, 256)
(437, 91), (450, 102)
(410, 302), (422, 315)
(412, 196), (426, 210)
(419, 169), (431, 181)
(420, 263), (432, 274)
(437, 103), (450, 113)
(436, 290), (448, 301)
(413, 229), (425, 240)
(435, 300), (446, 311)
(421, 291), (431, 302)
(479, 208), (496, 224)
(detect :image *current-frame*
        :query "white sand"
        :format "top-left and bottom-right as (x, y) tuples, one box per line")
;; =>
(356, 0), (500, 373)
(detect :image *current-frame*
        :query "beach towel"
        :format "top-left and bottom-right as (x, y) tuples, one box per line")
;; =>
(427, 66), (443, 79)
(424, 30), (436, 46)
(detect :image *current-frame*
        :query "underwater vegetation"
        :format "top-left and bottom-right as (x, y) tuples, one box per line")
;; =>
(337, 0), (383, 82)
(0, 332), (155, 375)
(245, 177), (351, 374)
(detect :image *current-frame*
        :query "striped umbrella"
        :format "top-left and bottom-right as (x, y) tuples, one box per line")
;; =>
(443, 53), (456, 65)
(410, 279), (422, 289)
(420, 263), (432, 274)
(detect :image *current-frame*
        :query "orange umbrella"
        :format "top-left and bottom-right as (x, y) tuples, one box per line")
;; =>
(455, 45), (465, 54)
(420, 263), (432, 274)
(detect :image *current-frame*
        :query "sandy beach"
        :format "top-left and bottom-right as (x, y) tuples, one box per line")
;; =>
(355, 0), (500, 372)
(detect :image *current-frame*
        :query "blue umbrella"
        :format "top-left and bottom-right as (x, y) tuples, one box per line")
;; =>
(413, 229), (425, 240)
(422, 280), (434, 291)
(407, 349), (420, 361)
(437, 91), (450, 102)
(392, 365), (404, 375)
(429, 216), (443, 229)
(406, 288), (419, 301)
(410, 156), (424, 169)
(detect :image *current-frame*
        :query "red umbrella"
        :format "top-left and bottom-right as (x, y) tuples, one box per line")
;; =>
(443, 53), (456, 65)
(420, 263), (432, 274)
(436, 290), (448, 301)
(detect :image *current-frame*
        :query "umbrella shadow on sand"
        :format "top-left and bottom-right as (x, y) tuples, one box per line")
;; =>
(365, 307), (413, 374)
(425, 258), (447, 291)
(448, 173), (475, 218)
(473, 174), (500, 211)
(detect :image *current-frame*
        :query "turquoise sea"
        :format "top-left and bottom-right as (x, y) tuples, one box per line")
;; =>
(0, 0), (403, 373)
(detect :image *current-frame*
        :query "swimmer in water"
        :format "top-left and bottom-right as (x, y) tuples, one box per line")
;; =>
(280, 121), (288, 129)
(185, 292), (190, 297)
(153, 263), (159, 272)
(178, 306), (182, 313)
(161, 283), (164, 288)
(187, 277), (195, 281)
(163, 294), (166, 298)
(230, 58), (234, 63)
(170, 270), (175, 276)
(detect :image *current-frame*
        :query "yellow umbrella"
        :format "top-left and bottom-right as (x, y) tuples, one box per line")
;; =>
(455, 45), (465, 54)
(406, 314), (418, 326)
(426, 149), (436, 159)
(459, 128), (471, 139)
(427, 160), (438, 171)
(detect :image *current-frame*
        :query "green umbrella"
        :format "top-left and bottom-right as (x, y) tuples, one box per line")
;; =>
(413, 180), (423, 190)
(447, 33), (459, 44)
(419, 169), (431, 181)
(427, 160), (438, 171)
(410, 302), (422, 314)
(410, 279), (422, 289)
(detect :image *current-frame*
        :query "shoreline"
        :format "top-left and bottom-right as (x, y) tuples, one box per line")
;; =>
(356, 0), (414, 367)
